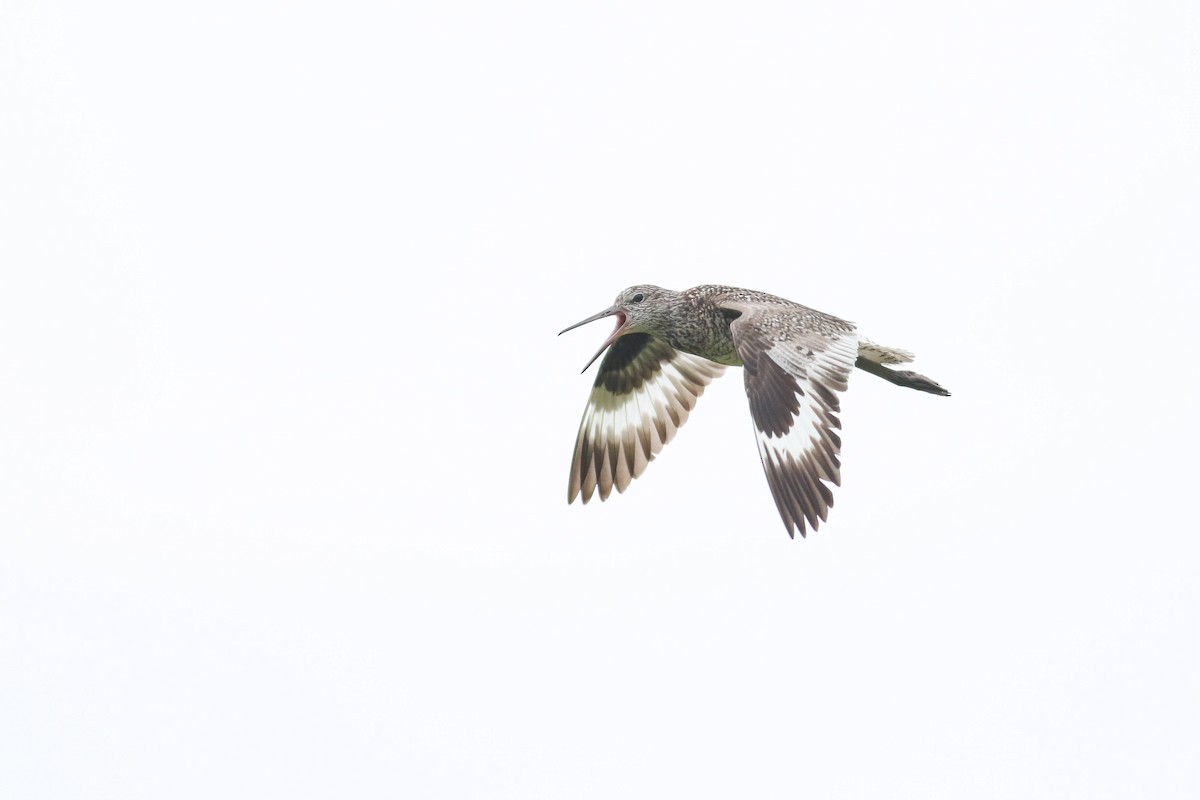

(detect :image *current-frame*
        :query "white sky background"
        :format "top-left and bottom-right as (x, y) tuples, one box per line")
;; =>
(2, 1), (1198, 797)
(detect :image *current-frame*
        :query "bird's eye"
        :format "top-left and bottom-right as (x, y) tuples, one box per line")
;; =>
(631, 292), (645, 303)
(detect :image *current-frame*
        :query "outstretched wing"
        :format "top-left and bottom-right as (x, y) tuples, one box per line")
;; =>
(723, 302), (859, 538)
(569, 333), (725, 504)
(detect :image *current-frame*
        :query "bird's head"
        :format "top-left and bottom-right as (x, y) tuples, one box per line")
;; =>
(558, 284), (676, 372)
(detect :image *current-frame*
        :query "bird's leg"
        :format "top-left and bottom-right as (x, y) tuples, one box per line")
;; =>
(854, 357), (951, 396)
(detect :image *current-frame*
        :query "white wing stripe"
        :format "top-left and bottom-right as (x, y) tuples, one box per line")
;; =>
(570, 349), (724, 504)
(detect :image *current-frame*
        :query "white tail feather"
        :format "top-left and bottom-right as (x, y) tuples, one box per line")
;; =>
(858, 339), (914, 365)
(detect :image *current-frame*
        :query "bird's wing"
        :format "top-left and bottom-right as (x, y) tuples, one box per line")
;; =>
(722, 301), (859, 538)
(569, 333), (725, 504)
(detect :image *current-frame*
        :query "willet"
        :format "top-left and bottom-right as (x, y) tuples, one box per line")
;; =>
(559, 285), (949, 538)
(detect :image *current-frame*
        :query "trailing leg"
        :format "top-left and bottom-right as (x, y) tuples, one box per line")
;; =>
(855, 340), (950, 396)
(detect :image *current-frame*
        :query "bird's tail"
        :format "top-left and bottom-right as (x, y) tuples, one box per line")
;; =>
(855, 340), (950, 396)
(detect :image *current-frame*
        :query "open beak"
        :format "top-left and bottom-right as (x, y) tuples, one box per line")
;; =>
(558, 305), (628, 373)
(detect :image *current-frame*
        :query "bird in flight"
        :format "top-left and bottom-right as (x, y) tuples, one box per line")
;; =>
(559, 285), (949, 538)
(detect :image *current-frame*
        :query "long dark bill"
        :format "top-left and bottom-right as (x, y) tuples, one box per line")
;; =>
(558, 305), (625, 373)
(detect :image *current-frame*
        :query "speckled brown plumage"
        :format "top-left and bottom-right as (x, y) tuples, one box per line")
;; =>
(559, 285), (949, 538)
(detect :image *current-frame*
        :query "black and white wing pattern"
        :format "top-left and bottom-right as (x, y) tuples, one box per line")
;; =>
(723, 301), (860, 538)
(569, 333), (725, 504)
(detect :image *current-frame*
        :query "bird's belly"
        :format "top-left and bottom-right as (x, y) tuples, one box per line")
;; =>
(668, 327), (742, 366)
(707, 351), (744, 367)
(678, 341), (742, 366)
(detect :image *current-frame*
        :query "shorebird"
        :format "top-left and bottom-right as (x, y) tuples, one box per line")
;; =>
(559, 285), (949, 538)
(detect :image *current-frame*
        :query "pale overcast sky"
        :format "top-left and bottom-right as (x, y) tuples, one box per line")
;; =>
(2, 1), (1197, 798)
